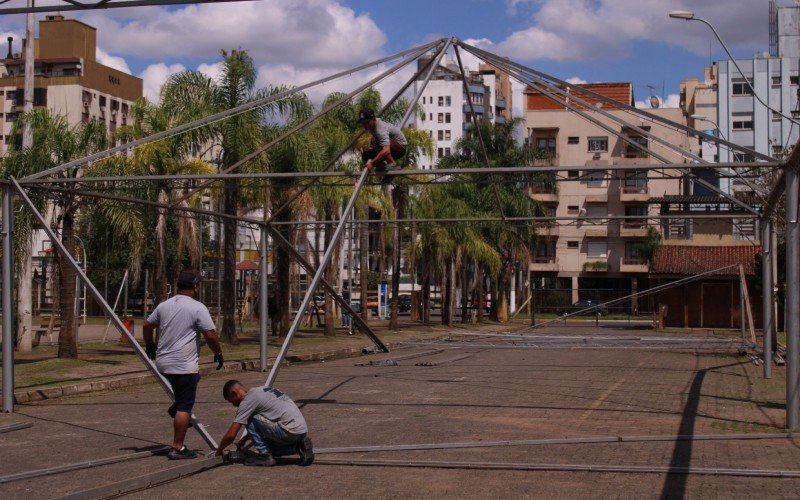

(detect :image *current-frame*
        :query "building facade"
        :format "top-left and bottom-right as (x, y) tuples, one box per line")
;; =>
(0, 15), (142, 154)
(524, 82), (751, 304)
(413, 56), (511, 168)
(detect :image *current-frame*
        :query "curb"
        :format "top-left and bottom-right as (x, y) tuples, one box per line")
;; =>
(13, 341), (402, 404)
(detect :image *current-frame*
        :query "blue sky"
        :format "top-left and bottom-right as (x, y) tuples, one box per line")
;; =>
(0, 0), (783, 108)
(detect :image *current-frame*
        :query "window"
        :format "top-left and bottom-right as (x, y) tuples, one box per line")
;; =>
(624, 206), (648, 227)
(437, 147), (443, 159)
(567, 170), (580, 178)
(437, 113), (443, 123)
(586, 204), (607, 223)
(438, 130), (444, 141)
(624, 171), (648, 192)
(429, 113), (433, 121)
(567, 241), (579, 249)
(731, 80), (752, 96)
(567, 205), (580, 215)
(445, 96), (451, 106)
(535, 137), (556, 156)
(791, 76), (799, 85)
(438, 96), (444, 106)
(567, 136), (579, 144)
(445, 113), (451, 123)
(444, 130), (451, 141)
(445, 147), (451, 156)
(587, 241), (608, 258)
(588, 136), (608, 152)
(732, 120), (754, 130)
(733, 152), (755, 162)
(625, 135), (648, 157)
(586, 170), (606, 188)
(772, 76), (782, 86)
(624, 242), (642, 260)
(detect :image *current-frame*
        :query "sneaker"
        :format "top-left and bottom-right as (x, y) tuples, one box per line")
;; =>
(244, 453), (277, 467)
(296, 435), (314, 466)
(167, 447), (197, 460)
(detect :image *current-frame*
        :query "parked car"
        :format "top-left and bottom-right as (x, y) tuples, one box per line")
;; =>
(398, 295), (411, 313)
(558, 300), (608, 316)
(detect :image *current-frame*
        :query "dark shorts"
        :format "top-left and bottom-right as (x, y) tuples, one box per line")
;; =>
(163, 372), (200, 414)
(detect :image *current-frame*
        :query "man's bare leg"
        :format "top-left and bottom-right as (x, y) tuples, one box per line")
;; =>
(173, 411), (191, 449)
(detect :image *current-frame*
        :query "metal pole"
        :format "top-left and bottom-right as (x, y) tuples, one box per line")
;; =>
(786, 167), (800, 429)
(740, 271), (746, 337)
(347, 209), (354, 334)
(10, 177), (218, 448)
(2, 186), (14, 412)
(763, 220), (774, 378)
(259, 226), (268, 371)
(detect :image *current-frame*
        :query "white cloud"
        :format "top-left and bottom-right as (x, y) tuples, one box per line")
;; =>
(197, 62), (222, 82)
(81, 1), (385, 69)
(489, 0), (767, 62)
(566, 76), (588, 85)
(96, 47), (131, 74)
(138, 62), (186, 102)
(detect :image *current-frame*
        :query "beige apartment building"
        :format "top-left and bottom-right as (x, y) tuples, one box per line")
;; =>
(524, 82), (750, 303)
(0, 15), (142, 153)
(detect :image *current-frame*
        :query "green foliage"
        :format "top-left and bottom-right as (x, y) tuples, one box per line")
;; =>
(632, 227), (663, 265)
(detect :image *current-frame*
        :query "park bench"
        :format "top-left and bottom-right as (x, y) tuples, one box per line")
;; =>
(32, 314), (60, 346)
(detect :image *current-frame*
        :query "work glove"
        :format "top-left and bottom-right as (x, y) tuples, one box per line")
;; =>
(145, 342), (157, 360)
(214, 352), (224, 370)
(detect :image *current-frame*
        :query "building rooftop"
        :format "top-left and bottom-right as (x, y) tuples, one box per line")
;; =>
(650, 245), (760, 276)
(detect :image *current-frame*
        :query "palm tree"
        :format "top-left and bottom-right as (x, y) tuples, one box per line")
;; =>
(116, 99), (214, 305)
(161, 49), (309, 344)
(5, 110), (142, 358)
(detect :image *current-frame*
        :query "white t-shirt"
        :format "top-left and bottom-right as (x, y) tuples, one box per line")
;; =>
(147, 295), (215, 374)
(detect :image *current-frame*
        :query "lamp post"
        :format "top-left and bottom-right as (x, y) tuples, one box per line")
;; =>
(690, 114), (727, 141)
(670, 10), (800, 126)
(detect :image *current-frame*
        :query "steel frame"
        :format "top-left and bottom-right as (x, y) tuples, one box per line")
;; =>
(0, 0), (244, 15)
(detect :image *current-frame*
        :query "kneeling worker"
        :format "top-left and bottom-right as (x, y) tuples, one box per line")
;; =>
(216, 379), (314, 466)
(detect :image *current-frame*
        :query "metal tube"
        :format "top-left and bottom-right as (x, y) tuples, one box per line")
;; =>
(0, 0), (245, 15)
(265, 168), (372, 386)
(457, 40), (774, 163)
(0, 421), (32, 434)
(763, 220), (774, 378)
(10, 177), (218, 448)
(17, 161), (775, 184)
(21, 39), (442, 182)
(259, 226), (268, 371)
(2, 186), (14, 413)
(786, 167), (800, 429)
(740, 271), (746, 337)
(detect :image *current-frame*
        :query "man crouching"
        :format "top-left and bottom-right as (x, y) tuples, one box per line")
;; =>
(215, 379), (314, 467)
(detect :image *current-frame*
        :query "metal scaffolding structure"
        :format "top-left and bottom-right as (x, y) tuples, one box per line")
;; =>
(1, 32), (797, 437)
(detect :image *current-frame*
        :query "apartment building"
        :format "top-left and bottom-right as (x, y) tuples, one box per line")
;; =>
(413, 56), (511, 168)
(524, 82), (753, 302)
(0, 15), (142, 153)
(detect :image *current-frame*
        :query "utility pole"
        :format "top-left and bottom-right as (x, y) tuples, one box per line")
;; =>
(16, 5), (35, 353)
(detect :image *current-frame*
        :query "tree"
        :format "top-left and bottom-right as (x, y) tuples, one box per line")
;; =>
(161, 49), (309, 344)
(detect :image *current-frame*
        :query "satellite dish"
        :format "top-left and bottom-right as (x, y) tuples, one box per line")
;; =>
(649, 95), (661, 108)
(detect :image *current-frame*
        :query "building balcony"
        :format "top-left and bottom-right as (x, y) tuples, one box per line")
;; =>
(620, 185), (650, 202)
(583, 226), (608, 238)
(530, 256), (559, 272)
(529, 186), (558, 203)
(464, 103), (485, 114)
(613, 156), (654, 166)
(496, 97), (507, 109)
(495, 115), (506, 124)
(534, 224), (559, 236)
(583, 260), (609, 272)
(585, 193), (608, 203)
(468, 84), (485, 94)
(620, 257), (648, 273)
(620, 223), (649, 237)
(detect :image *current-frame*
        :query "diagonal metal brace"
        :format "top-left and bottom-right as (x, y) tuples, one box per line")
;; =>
(9, 177), (219, 450)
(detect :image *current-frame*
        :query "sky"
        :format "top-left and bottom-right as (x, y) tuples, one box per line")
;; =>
(0, 0), (787, 113)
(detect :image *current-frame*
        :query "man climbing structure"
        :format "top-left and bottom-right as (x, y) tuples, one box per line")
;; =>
(359, 108), (408, 184)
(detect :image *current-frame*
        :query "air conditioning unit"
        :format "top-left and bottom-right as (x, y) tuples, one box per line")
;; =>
(111, 110), (117, 116)
(99, 106), (106, 112)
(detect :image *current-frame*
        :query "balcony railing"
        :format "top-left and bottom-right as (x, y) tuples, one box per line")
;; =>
(621, 184), (649, 194)
(622, 258), (644, 266)
(533, 256), (557, 263)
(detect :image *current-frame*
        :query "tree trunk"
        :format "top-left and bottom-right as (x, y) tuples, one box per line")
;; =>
(496, 266), (510, 322)
(221, 178), (239, 344)
(460, 259), (470, 323)
(16, 252), (33, 352)
(323, 205), (337, 336)
(358, 209), (369, 325)
(57, 208), (78, 359)
(389, 188), (404, 330)
(153, 188), (169, 306)
(476, 264), (485, 322)
(490, 275), (499, 322)
(421, 249), (431, 325)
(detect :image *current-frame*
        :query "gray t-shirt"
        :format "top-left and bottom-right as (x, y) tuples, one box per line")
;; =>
(147, 295), (215, 374)
(372, 118), (408, 148)
(234, 386), (308, 435)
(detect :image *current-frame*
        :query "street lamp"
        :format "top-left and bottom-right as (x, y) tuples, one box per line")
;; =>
(690, 114), (728, 140)
(670, 10), (800, 126)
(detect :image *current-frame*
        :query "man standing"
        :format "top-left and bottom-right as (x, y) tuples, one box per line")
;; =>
(215, 379), (314, 467)
(144, 269), (223, 460)
(359, 108), (408, 184)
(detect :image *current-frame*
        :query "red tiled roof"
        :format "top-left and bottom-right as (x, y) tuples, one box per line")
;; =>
(650, 245), (760, 276)
(235, 260), (259, 271)
(525, 82), (634, 111)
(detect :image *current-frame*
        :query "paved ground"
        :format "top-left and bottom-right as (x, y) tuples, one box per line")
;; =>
(0, 325), (796, 499)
